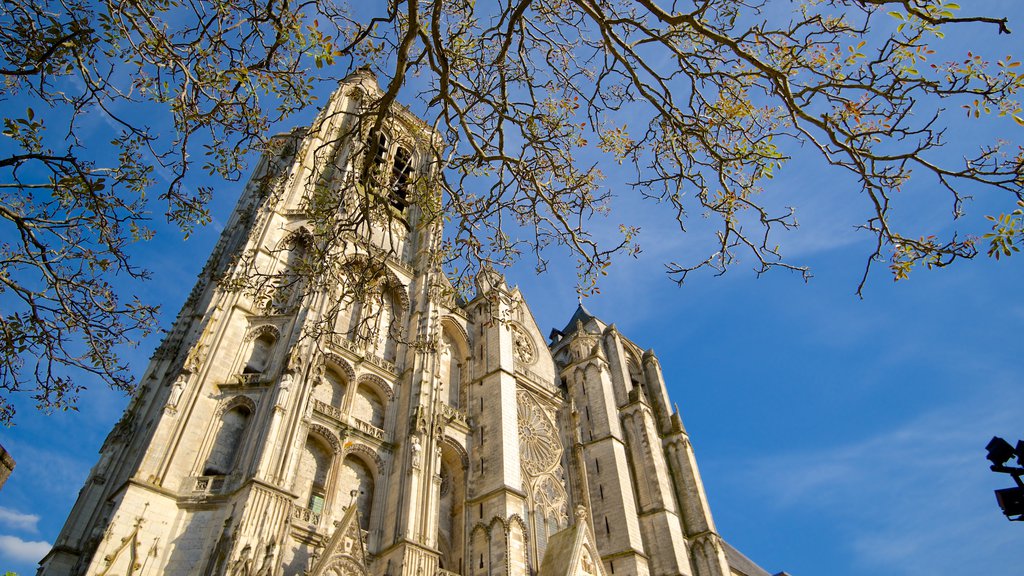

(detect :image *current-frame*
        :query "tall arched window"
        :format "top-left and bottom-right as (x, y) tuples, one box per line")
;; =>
(312, 368), (347, 408)
(271, 232), (310, 312)
(203, 406), (252, 476)
(440, 331), (462, 409)
(626, 354), (643, 392)
(297, 436), (333, 516)
(390, 146), (413, 210)
(352, 385), (385, 429)
(361, 131), (414, 213)
(436, 444), (466, 572)
(376, 288), (399, 362)
(338, 455), (375, 530)
(244, 333), (275, 374)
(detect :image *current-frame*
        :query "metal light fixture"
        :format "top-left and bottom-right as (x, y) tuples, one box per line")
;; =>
(986, 436), (1024, 522)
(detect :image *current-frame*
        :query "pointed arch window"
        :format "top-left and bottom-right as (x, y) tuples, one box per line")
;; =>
(352, 385), (385, 429)
(339, 455), (375, 530)
(313, 367), (347, 408)
(203, 405), (252, 476)
(362, 131), (415, 213)
(271, 232), (310, 312)
(440, 330), (464, 409)
(243, 333), (276, 374)
(297, 436), (333, 517)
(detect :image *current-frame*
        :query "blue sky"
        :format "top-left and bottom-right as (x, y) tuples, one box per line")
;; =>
(1, 4), (1023, 576)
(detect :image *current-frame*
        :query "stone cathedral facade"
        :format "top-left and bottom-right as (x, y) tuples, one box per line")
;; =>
(39, 70), (776, 576)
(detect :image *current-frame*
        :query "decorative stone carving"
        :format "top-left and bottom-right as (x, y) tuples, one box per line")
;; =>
(276, 372), (292, 409)
(185, 342), (209, 372)
(166, 373), (187, 411)
(511, 323), (535, 365)
(569, 329), (599, 362)
(516, 390), (560, 477)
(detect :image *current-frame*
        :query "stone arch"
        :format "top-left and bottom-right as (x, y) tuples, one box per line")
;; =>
(244, 324), (281, 343)
(571, 366), (586, 388)
(322, 557), (368, 576)
(203, 400), (254, 476)
(281, 225), (314, 248)
(337, 451), (377, 530)
(320, 352), (357, 383)
(470, 524), (490, 576)
(439, 318), (470, 409)
(437, 442), (468, 573)
(315, 366), (348, 408)
(489, 518), (508, 576)
(356, 373), (394, 401)
(215, 394), (257, 417)
(241, 324), (280, 374)
(507, 514), (528, 537)
(344, 85), (366, 101)
(337, 254), (410, 312)
(351, 383), (386, 429)
(343, 442), (384, 476)
(296, 430), (337, 523)
(309, 423), (341, 454)
(624, 349), (645, 394)
(439, 316), (471, 358)
(507, 515), (529, 574)
(440, 435), (469, 471)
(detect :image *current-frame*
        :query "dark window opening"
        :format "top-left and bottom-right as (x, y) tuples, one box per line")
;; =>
(391, 146), (412, 210)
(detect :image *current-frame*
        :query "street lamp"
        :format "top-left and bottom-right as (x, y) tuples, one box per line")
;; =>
(986, 436), (1024, 521)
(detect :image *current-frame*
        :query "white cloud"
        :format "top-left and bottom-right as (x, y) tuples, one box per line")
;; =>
(736, 381), (1023, 576)
(0, 534), (51, 564)
(0, 508), (39, 533)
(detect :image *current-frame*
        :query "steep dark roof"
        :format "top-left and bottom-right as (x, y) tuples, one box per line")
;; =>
(559, 303), (599, 336)
(723, 540), (772, 576)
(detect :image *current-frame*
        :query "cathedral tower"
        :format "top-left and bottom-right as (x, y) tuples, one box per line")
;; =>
(39, 70), (776, 576)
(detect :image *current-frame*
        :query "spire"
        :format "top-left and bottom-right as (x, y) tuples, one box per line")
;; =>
(559, 302), (599, 336)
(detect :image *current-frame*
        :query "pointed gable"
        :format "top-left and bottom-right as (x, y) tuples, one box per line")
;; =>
(308, 505), (370, 576)
(538, 508), (606, 576)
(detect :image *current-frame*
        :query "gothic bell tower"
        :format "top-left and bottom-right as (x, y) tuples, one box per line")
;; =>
(37, 67), (478, 576)
(40, 67), (780, 576)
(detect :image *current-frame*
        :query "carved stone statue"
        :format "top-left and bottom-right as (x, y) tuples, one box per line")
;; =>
(230, 544), (253, 576)
(276, 371), (293, 409)
(167, 374), (187, 409)
(410, 436), (422, 468)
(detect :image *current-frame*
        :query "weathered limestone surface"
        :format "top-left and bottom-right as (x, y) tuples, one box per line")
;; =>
(39, 70), (774, 576)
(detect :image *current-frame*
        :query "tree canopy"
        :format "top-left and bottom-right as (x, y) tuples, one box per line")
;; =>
(0, 0), (1021, 423)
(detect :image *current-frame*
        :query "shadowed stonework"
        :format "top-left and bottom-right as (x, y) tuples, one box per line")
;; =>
(39, 69), (779, 576)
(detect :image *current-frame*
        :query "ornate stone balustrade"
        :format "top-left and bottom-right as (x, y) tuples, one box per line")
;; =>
(364, 352), (397, 374)
(327, 335), (397, 374)
(233, 373), (262, 386)
(331, 334), (362, 355)
(435, 569), (462, 576)
(514, 363), (553, 390)
(352, 418), (385, 441)
(190, 475), (225, 494)
(312, 398), (344, 421)
(291, 503), (321, 526)
(438, 403), (468, 426)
